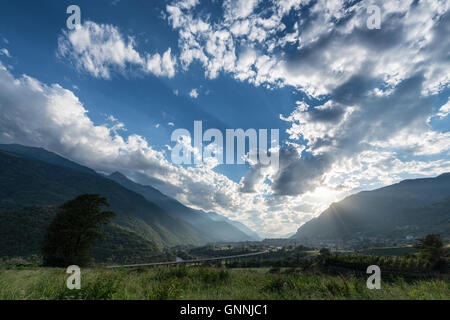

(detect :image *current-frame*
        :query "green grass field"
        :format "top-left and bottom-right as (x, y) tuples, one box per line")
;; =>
(0, 267), (448, 300)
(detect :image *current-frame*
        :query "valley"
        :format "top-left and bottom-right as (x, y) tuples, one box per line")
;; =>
(0, 144), (448, 300)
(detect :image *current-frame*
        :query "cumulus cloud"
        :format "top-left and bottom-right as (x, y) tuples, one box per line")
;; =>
(210, 0), (450, 199)
(256, 72), (450, 196)
(2, 0), (450, 237)
(58, 21), (177, 79)
(166, 0), (449, 96)
(166, 0), (287, 83)
(0, 61), (291, 237)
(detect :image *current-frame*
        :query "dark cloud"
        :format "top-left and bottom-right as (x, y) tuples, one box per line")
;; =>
(309, 103), (347, 122)
(271, 146), (333, 196)
(243, 71), (436, 196)
(240, 163), (266, 193)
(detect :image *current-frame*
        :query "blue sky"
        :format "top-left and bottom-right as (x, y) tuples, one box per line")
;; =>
(0, 0), (299, 181)
(0, 0), (449, 237)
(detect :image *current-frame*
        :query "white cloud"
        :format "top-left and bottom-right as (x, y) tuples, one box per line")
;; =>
(58, 21), (177, 79)
(0, 48), (11, 58)
(281, 101), (356, 155)
(177, 0), (199, 10)
(189, 88), (199, 98)
(166, 0), (449, 97)
(0, 58), (327, 237)
(105, 114), (126, 133)
(436, 98), (450, 119)
(2, 1), (450, 237)
(267, 72), (450, 197)
(164, 0), (450, 202)
(370, 130), (450, 156)
(144, 48), (177, 78)
(223, 0), (260, 20)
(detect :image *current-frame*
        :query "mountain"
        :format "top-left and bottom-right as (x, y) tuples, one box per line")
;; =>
(0, 144), (96, 175)
(0, 206), (171, 264)
(0, 145), (210, 248)
(202, 211), (262, 241)
(107, 171), (260, 241)
(292, 174), (450, 242)
(0, 144), (258, 252)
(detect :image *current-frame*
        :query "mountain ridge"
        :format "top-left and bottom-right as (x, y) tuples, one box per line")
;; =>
(0, 146), (208, 248)
(106, 171), (260, 242)
(0, 144), (258, 248)
(292, 173), (450, 243)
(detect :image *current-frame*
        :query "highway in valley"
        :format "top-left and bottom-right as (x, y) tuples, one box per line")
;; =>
(106, 250), (269, 269)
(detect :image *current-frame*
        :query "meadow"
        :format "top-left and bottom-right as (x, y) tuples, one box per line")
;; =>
(0, 267), (448, 300)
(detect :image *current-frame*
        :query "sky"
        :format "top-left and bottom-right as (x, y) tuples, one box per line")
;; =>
(0, 0), (449, 238)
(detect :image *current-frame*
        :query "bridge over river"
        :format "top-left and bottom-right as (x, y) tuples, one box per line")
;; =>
(106, 250), (269, 269)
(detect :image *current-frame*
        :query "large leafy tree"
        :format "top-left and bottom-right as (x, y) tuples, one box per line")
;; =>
(414, 234), (444, 265)
(42, 194), (115, 267)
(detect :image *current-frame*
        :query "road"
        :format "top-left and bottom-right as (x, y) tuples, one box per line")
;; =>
(106, 250), (269, 269)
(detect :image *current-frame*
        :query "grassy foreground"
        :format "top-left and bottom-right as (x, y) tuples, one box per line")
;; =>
(0, 267), (448, 300)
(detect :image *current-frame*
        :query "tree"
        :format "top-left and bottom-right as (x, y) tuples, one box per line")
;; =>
(42, 194), (115, 267)
(414, 234), (443, 266)
(319, 247), (331, 256)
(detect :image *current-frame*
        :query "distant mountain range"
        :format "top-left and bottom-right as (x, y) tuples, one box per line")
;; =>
(106, 171), (261, 242)
(292, 173), (450, 242)
(2, 143), (448, 262)
(0, 144), (259, 258)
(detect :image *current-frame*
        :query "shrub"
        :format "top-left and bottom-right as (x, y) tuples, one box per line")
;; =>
(80, 273), (122, 300)
(198, 268), (229, 285)
(263, 278), (290, 293)
(151, 278), (182, 300)
(268, 267), (280, 274)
